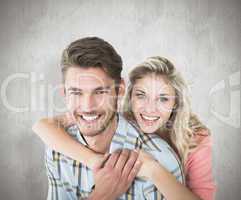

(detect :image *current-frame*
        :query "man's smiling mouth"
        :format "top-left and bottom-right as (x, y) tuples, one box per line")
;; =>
(79, 114), (102, 122)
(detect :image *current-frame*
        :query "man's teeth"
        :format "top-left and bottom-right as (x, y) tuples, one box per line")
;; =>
(81, 115), (99, 121)
(141, 114), (160, 121)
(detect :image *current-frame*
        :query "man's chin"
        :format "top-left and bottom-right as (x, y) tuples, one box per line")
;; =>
(79, 129), (104, 137)
(77, 112), (117, 137)
(77, 122), (104, 136)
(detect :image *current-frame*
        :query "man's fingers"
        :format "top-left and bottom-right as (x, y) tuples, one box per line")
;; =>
(127, 159), (142, 182)
(121, 150), (139, 178)
(105, 149), (121, 168)
(93, 153), (110, 172)
(115, 149), (130, 171)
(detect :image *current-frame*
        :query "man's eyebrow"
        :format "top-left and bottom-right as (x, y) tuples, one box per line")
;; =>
(67, 86), (112, 92)
(67, 87), (82, 91)
(95, 86), (111, 91)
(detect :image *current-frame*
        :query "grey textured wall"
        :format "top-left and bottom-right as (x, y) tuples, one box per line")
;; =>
(0, 0), (240, 199)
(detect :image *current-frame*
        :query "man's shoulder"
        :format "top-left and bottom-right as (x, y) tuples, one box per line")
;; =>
(116, 114), (141, 137)
(116, 115), (171, 150)
(109, 114), (140, 151)
(45, 124), (84, 161)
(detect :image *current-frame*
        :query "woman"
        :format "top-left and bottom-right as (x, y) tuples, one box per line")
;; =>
(33, 56), (216, 200)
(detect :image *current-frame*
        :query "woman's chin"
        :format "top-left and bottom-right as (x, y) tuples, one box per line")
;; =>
(139, 124), (160, 134)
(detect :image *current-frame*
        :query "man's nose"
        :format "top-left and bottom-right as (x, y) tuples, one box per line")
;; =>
(81, 94), (98, 112)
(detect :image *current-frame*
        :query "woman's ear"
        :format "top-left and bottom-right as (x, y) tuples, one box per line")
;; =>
(116, 79), (126, 111)
(118, 78), (126, 97)
(173, 103), (177, 109)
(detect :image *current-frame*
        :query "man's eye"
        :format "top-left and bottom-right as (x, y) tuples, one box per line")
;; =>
(95, 90), (108, 95)
(70, 92), (81, 96)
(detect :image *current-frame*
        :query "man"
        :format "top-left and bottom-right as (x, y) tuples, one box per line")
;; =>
(43, 37), (183, 199)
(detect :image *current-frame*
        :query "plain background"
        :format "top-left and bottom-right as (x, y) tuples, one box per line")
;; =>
(0, 0), (240, 199)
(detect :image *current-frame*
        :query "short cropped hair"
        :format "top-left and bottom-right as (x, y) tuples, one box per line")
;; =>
(61, 37), (122, 84)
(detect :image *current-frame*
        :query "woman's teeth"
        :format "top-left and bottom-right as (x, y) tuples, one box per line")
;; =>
(141, 114), (160, 121)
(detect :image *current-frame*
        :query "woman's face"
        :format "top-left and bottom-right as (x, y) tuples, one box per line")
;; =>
(131, 74), (176, 134)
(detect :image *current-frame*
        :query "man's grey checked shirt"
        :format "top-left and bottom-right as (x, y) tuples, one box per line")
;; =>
(45, 114), (184, 200)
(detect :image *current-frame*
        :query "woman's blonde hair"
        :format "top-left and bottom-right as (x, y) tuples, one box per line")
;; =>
(123, 56), (209, 164)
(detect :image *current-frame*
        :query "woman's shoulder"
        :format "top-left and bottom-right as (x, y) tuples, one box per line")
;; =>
(193, 129), (212, 147)
(185, 129), (216, 199)
(186, 129), (213, 164)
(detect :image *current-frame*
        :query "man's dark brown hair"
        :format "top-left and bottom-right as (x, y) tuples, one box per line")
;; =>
(61, 37), (123, 85)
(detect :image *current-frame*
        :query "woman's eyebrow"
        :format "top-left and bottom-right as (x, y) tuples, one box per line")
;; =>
(159, 93), (169, 96)
(159, 93), (176, 98)
(134, 89), (146, 94)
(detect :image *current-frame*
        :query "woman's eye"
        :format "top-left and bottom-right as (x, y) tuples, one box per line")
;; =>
(135, 93), (145, 99)
(159, 97), (169, 102)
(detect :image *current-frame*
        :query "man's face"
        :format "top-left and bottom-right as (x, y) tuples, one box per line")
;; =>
(64, 67), (119, 137)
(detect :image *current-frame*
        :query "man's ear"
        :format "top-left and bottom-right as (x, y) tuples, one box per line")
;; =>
(118, 78), (126, 97)
(59, 84), (65, 97)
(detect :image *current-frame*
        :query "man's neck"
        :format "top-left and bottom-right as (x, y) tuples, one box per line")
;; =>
(84, 115), (118, 154)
